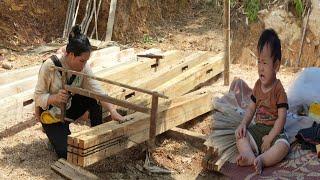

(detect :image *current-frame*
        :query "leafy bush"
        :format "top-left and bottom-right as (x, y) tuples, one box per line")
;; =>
(244, 0), (260, 23)
(294, 0), (304, 17)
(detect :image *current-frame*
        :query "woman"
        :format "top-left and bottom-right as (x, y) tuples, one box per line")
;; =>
(34, 25), (124, 159)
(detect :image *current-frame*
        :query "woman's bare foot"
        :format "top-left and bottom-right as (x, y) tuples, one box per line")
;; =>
(236, 153), (255, 166)
(254, 155), (264, 175)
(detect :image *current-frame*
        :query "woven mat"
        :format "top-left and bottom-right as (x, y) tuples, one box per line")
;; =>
(220, 144), (320, 179)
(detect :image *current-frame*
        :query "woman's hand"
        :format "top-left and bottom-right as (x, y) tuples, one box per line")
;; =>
(110, 109), (125, 122)
(55, 89), (69, 104)
(48, 89), (69, 107)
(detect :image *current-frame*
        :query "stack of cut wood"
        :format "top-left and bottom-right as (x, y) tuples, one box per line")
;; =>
(0, 45), (225, 167)
(67, 51), (225, 167)
(203, 98), (243, 172)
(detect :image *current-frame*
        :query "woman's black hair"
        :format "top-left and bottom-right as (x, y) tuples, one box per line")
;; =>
(66, 25), (91, 56)
(257, 28), (281, 63)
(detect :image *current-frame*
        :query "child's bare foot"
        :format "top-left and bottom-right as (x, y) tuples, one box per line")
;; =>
(254, 155), (264, 175)
(236, 153), (255, 166)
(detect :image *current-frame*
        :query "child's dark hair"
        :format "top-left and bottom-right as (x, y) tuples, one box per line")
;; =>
(66, 25), (91, 56)
(257, 28), (281, 63)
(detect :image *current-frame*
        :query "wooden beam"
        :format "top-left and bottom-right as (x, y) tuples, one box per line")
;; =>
(88, 46), (120, 65)
(0, 48), (159, 125)
(68, 88), (214, 167)
(124, 53), (224, 109)
(0, 65), (40, 85)
(54, 67), (167, 98)
(105, 0), (117, 41)
(0, 76), (37, 99)
(155, 53), (224, 97)
(0, 46), (122, 98)
(0, 89), (34, 132)
(109, 51), (212, 100)
(96, 50), (187, 93)
(65, 85), (151, 113)
(0, 47), (131, 132)
(0, 46), (119, 86)
(91, 48), (135, 72)
(96, 50), (186, 80)
(51, 158), (99, 180)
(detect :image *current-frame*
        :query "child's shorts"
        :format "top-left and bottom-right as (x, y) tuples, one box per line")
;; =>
(247, 123), (290, 155)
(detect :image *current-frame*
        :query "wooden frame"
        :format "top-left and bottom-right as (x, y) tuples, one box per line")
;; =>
(51, 65), (168, 144)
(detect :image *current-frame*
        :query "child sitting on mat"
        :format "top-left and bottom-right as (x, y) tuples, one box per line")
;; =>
(235, 28), (290, 175)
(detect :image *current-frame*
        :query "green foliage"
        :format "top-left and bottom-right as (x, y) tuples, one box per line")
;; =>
(142, 34), (154, 44)
(294, 0), (304, 18)
(230, 0), (237, 8)
(244, 0), (260, 23)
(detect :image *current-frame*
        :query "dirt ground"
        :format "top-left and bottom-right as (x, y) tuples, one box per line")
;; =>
(0, 1), (301, 180)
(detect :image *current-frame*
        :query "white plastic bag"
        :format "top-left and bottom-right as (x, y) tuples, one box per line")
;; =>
(287, 67), (320, 113)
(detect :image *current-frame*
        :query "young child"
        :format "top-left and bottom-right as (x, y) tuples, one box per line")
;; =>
(235, 29), (290, 174)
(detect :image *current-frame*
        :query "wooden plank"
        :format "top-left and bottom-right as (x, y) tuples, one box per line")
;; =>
(65, 85), (151, 113)
(88, 46), (120, 65)
(0, 75), (37, 99)
(68, 51), (222, 146)
(124, 53), (224, 109)
(149, 94), (158, 140)
(156, 52), (224, 97)
(105, 0), (117, 41)
(0, 46), (119, 86)
(97, 50), (187, 93)
(0, 89), (34, 132)
(0, 65), (40, 85)
(68, 89), (210, 147)
(110, 51), (211, 100)
(0, 46), (125, 99)
(96, 50), (186, 82)
(55, 67), (167, 98)
(0, 47), (134, 120)
(68, 88), (214, 166)
(51, 158), (99, 180)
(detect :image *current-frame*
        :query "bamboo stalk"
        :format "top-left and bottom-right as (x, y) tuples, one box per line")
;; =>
(296, 7), (311, 68)
(105, 0), (118, 41)
(72, 0), (81, 27)
(84, 0), (96, 35)
(80, 0), (93, 32)
(223, 0), (230, 85)
(90, 0), (102, 39)
(63, 0), (72, 38)
(69, 0), (76, 32)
